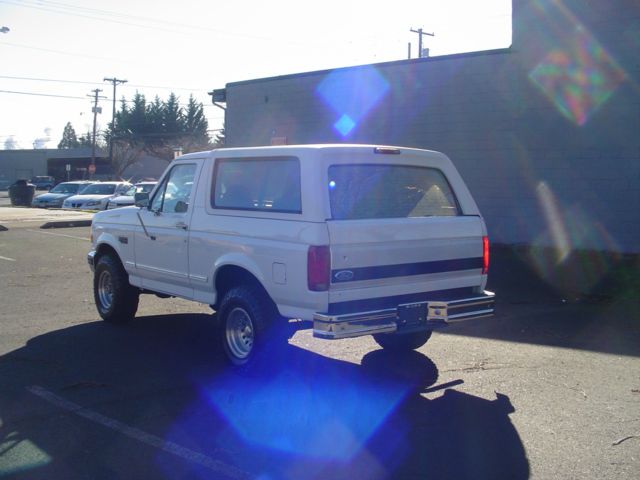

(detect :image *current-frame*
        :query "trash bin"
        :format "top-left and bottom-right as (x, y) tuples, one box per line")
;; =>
(9, 179), (36, 206)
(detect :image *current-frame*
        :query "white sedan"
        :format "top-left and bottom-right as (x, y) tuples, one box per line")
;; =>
(63, 181), (132, 210)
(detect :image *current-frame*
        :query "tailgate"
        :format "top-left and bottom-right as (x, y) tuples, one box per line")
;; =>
(327, 216), (486, 311)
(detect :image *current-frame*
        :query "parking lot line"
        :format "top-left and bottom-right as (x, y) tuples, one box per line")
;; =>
(26, 229), (90, 241)
(0, 255), (16, 262)
(27, 386), (250, 480)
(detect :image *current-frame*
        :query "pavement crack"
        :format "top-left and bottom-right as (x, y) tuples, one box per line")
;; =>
(442, 358), (519, 373)
(612, 434), (639, 446)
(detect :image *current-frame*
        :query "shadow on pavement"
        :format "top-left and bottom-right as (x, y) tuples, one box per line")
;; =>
(0, 313), (529, 479)
(441, 245), (640, 357)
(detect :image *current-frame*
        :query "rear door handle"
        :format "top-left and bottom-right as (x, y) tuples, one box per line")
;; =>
(175, 222), (188, 230)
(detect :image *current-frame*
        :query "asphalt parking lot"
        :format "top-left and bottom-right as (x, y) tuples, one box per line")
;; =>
(0, 207), (638, 479)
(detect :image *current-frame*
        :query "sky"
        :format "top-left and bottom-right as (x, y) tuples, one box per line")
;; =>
(0, 0), (511, 150)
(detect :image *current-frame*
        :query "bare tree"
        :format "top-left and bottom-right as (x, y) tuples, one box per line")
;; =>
(111, 140), (145, 179)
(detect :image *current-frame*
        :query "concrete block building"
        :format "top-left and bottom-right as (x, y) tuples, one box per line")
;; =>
(219, 0), (639, 255)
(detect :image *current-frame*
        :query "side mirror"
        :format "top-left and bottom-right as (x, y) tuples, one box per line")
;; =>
(175, 200), (188, 213)
(134, 192), (149, 208)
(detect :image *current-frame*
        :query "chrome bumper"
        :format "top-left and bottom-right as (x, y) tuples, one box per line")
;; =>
(87, 250), (96, 272)
(313, 290), (495, 340)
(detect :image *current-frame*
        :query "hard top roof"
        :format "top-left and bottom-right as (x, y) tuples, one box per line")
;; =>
(177, 144), (442, 160)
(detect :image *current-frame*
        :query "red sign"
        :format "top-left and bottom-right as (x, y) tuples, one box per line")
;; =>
(88, 164), (96, 175)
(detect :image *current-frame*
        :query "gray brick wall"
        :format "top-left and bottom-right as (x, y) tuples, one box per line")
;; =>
(224, 0), (640, 253)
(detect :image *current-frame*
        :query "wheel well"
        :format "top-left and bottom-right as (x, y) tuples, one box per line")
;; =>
(214, 265), (271, 311)
(95, 243), (120, 266)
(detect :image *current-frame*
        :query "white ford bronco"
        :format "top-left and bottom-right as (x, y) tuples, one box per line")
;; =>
(88, 144), (495, 365)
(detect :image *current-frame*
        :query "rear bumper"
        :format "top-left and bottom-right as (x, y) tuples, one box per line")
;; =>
(313, 290), (495, 340)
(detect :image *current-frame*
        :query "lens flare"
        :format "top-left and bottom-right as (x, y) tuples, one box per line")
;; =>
(204, 367), (407, 460)
(531, 181), (620, 294)
(536, 182), (571, 263)
(334, 114), (357, 137)
(529, 25), (626, 126)
(316, 66), (390, 138)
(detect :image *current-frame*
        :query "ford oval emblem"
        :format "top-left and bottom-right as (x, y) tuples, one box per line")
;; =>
(334, 270), (355, 282)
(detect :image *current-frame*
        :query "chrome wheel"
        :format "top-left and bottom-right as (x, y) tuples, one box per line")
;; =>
(97, 269), (114, 310)
(225, 307), (255, 360)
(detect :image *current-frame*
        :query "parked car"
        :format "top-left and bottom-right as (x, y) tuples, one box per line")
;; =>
(31, 176), (56, 190)
(63, 181), (132, 210)
(31, 181), (94, 208)
(106, 182), (157, 209)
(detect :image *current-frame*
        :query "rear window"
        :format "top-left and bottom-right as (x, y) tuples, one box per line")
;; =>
(328, 164), (460, 220)
(212, 157), (301, 213)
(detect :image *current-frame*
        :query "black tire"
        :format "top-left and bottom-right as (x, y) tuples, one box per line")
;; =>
(373, 330), (432, 351)
(218, 285), (283, 366)
(93, 253), (139, 323)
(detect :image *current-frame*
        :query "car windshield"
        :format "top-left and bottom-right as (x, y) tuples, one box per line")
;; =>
(80, 184), (116, 195)
(50, 183), (81, 194)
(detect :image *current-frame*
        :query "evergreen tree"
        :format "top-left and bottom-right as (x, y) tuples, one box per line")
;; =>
(79, 130), (96, 148)
(58, 122), (80, 149)
(107, 92), (212, 161)
(212, 124), (225, 148)
(163, 93), (184, 136)
(185, 95), (209, 141)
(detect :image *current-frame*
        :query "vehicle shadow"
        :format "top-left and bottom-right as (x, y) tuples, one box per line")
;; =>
(440, 246), (640, 358)
(0, 314), (529, 479)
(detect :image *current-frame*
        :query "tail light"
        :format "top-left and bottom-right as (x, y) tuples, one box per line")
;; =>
(308, 245), (330, 291)
(482, 236), (490, 274)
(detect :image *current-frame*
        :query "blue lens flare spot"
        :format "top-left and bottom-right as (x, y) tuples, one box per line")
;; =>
(329, 180), (336, 189)
(203, 357), (409, 460)
(333, 115), (356, 137)
(316, 66), (390, 138)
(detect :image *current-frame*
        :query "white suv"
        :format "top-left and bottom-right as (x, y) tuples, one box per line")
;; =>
(88, 145), (495, 365)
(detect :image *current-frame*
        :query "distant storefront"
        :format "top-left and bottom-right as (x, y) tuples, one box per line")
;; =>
(0, 148), (169, 185)
(0, 148), (107, 184)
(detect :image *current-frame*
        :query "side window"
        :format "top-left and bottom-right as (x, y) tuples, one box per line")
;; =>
(150, 163), (197, 213)
(212, 156), (301, 213)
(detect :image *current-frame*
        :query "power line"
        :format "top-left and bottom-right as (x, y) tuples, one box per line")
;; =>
(0, 40), (124, 63)
(0, 0), (308, 44)
(0, 89), (85, 100)
(0, 74), (208, 92)
(0, 88), (224, 115)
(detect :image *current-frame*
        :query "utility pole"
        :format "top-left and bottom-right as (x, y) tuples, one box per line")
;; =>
(88, 89), (105, 178)
(103, 77), (128, 164)
(410, 27), (435, 58)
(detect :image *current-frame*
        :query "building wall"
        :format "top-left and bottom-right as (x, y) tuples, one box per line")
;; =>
(0, 148), (104, 183)
(224, 0), (640, 253)
(0, 148), (167, 184)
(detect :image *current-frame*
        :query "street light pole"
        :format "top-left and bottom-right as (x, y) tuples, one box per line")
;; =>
(103, 77), (128, 164)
